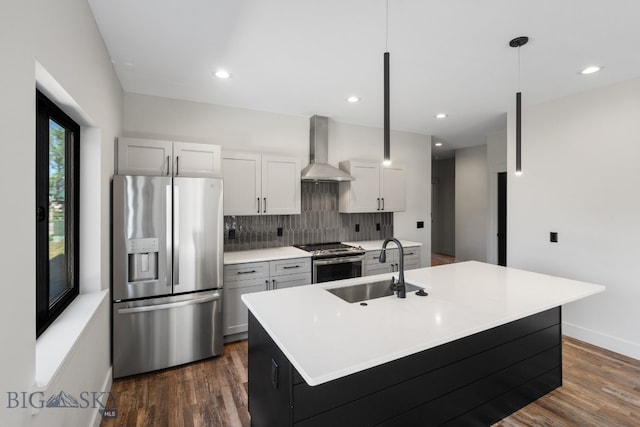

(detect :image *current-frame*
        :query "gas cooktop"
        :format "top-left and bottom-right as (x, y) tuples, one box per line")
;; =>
(294, 242), (364, 258)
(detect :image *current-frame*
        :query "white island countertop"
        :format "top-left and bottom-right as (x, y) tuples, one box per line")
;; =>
(242, 261), (605, 386)
(224, 246), (311, 265)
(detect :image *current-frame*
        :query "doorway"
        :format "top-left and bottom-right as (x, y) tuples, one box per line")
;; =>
(497, 172), (507, 266)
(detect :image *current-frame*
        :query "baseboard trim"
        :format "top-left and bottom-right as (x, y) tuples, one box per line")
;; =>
(563, 322), (640, 361)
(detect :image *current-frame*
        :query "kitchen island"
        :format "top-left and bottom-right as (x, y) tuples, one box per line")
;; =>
(242, 261), (605, 426)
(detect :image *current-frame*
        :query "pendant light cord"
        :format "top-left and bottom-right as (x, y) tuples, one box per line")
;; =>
(385, 0), (389, 52)
(518, 46), (522, 91)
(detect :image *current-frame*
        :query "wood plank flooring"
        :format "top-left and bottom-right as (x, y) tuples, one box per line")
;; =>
(101, 337), (640, 427)
(431, 252), (456, 266)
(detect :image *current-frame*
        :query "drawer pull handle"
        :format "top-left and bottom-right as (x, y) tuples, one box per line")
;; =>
(283, 265), (300, 269)
(237, 270), (257, 275)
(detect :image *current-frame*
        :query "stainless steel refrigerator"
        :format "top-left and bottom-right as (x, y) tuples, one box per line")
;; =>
(112, 175), (223, 378)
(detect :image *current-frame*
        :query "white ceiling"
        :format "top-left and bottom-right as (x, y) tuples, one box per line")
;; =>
(89, 0), (640, 157)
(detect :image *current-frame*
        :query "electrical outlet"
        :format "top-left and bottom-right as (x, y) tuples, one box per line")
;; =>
(355, 224), (360, 232)
(550, 232), (558, 243)
(417, 221), (424, 229)
(229, 229), (236, 240)
(277, 227), (283, 237)
(376, 223), (381, 231)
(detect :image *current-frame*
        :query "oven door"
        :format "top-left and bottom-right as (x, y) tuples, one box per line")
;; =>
(313, 255), (364, 284)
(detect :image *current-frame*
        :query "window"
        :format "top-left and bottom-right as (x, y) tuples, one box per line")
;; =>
(36, 90), (80, 337)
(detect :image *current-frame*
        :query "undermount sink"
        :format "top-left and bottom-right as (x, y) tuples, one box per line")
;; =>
(326, 280), (422, 303)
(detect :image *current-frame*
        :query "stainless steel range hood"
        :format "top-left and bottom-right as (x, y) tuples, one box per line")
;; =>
(301, 115), (355, 182)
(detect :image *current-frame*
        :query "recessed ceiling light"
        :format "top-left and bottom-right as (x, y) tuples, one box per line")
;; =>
(435, 113), (447, 119)
(434, 142), (443, 147)
(214, 70), (231, 79)
(346, 96), (361, 103)
(580, 66), (602, 75)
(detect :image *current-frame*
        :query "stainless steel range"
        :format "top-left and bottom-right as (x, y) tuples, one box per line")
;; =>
(295, 242), (365, 283)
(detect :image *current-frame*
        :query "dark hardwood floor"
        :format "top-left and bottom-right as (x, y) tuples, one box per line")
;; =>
(431, 252), (456, 266)
(101, 336), (640, 427)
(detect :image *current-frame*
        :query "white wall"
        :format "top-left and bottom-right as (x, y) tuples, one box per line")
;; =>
(123, 93), (432, 266)
(455, 145), (489, 262)
(0, 0), (122, 425)
(508, 77), (640, 360)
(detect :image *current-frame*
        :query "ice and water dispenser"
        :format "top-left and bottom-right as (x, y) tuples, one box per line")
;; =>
(126, 238), (159, 282)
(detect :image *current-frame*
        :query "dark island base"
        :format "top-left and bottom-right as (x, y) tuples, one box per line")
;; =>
(248, 307), (562, 427)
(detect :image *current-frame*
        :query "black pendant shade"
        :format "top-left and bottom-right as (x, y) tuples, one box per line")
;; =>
(516, 91), (522, 174)
(384, 51), (390, 164)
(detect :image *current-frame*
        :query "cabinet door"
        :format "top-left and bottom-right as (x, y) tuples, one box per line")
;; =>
(380, 165), (405, 212)
(117, 137), (173, 176)
(339, 161), (380, 212)
(173, 141), (221, 178)
(403, 247), (421, 271)
(222, 152), (262, 215)
(223, 280), (268, 336)
(262, 155), (301, 215)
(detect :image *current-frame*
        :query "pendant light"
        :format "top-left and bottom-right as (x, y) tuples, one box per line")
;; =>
(383, 0), (391, 166)
(509, 36), (528, 175)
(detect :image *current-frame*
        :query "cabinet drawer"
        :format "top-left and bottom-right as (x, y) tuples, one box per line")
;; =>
(224, 262), (269, 283)
(224, 276), (270, 290)
(363, 249), (397, 265)
(270, 258), (311, 276)
(364, 264), (393, 276)
(271, 272), (311, 290)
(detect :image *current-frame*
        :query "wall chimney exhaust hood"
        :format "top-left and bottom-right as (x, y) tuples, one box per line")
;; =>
(301, 115), (355, 182)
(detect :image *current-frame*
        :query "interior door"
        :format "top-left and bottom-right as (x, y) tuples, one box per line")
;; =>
(174, 177), (223, 292)
(497, 172), (507, 266)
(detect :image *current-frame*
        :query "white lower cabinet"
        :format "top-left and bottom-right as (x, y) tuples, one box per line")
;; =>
(223, 257), (311, 340)
(223, 262), (269, 338)
(363, 246), (421, 276)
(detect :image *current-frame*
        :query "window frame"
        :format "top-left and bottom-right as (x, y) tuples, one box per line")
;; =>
(35, 89), (80, 338)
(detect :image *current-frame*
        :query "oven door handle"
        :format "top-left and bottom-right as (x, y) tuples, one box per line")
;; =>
(314, 255), (364, 266)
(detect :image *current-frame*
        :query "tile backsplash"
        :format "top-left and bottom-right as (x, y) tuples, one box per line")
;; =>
(224, 182), (393, 251)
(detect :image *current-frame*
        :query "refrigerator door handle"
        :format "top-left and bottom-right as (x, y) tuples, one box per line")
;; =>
(116, 293), (221, 314)
(166, 184), (173, 287)
(174, 184), (180, 286)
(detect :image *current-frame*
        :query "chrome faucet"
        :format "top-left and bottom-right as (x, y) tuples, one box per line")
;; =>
(379, 237), (405, 298)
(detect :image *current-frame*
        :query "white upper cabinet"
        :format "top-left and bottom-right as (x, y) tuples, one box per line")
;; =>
(338, 160), (405, 213)
(380, 164), (405, 212)
(222, 151), (261, 215)
(172, 141), (221, 177)
(261, 155), (301, 215)
(117, 137), (173, 176)
(223, 151), (301, 216)
(117, 137), (221, 178)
